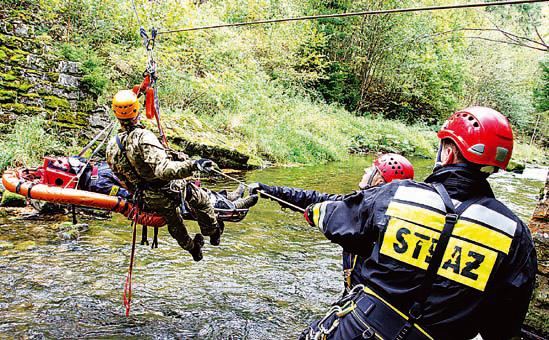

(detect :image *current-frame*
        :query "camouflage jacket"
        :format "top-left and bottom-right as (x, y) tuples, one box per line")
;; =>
(106, 125), (195, 193)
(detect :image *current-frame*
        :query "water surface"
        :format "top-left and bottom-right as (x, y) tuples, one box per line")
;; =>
(0, 156), (545, 339)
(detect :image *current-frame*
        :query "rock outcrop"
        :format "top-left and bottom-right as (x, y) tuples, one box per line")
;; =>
(0, 9), (109, 139)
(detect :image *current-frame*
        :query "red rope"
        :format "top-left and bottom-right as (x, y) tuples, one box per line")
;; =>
(123, 208), (139, 316)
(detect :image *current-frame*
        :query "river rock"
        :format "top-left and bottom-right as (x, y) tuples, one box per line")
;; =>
(14, 240), (36, 251)
(0, 240), (14, 250)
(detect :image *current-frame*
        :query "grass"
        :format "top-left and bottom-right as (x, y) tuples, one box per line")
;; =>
(0, 116), (74, 172)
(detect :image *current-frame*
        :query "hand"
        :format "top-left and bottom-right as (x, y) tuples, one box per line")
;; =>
(194, 158), (216, 173)
(248, 182), (265, 195)
(304, 204), (316, 227)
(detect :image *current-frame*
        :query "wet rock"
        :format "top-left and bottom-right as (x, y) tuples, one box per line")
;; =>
(0, 191), (27, 207)
(57, 222), (89, 240)
(525, 172), (549, 338)
(14, 240), (36, 251)
(0, 240), (14, 250)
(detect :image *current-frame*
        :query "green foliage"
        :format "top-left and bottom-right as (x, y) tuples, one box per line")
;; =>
(30, 0), (547, 165)
(57, 43), (107, 95)
(533, 59), (549, 113)
(0, 116), (67, 172)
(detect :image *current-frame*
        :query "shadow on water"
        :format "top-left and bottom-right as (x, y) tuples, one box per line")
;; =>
(0, 156), (546, 339)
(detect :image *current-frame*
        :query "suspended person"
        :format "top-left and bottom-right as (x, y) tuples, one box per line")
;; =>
(297, 107), (536, 339)
(249, 153), (414, 295)
(106, 90), (223, 262)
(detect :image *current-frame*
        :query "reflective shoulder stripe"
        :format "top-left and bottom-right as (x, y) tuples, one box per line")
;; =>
(386, 201), (513, 253)
(453, 219), (512, 254)
(393, 186), (459, 212)
(461, 204), (517, 237)
(386, 201), (445, 231)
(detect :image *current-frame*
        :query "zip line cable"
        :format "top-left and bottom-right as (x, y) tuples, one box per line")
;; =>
(157, 0), (548, 35)
(130, 0), (142, 27)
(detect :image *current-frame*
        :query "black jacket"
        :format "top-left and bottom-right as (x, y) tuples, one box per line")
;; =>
(261, 165), (537, 340)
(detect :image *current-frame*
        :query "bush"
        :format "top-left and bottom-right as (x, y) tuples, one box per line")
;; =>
(0, 116), (68, 172)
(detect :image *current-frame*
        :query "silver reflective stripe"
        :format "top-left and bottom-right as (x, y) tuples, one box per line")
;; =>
(318, 202), (328, 233)
(393, 186), (459, 212)
(461, 204), (517, 236)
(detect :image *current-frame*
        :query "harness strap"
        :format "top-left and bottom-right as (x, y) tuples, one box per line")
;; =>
(404, 183), (482, 333)
(26, 183), (35, 198)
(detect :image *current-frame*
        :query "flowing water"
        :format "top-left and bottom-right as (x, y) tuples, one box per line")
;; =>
(0, 156), (546, 339)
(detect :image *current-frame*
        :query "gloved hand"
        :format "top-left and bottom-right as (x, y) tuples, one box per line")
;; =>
(194, 158), (217, 173)
(304, 204), (316, 227)
(248, 182), (267, 196)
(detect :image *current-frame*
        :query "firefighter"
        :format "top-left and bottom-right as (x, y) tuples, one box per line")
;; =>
(249, 153), (414, 294)
(106, 90), (222, 262)
(260, 107), (536, 339)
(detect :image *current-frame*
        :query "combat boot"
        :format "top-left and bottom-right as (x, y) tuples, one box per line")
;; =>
(234, 194), (259, 209)
(227, 183), (246, 201)
(188, 234), (204, 261)
(209, 221), (224, 246)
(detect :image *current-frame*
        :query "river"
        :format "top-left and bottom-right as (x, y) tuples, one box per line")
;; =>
(0, 156), (546, 339)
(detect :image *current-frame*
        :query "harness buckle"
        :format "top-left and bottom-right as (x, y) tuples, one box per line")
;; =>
(408, 302), (423, 321)
(445, 213), (458, 223)
(361, 325), (375, 339)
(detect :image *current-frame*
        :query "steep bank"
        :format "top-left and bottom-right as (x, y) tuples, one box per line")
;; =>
(525, 173), (549, 337)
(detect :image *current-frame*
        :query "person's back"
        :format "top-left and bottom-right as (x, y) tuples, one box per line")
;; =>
(302, 107), (536, 339)
(322, 167), (534, 339)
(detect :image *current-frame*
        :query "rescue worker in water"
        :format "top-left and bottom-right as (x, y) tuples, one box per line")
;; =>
(250, 153), (415, 295)
(255, 107), (537, 340)
(106, 90), (222, 262)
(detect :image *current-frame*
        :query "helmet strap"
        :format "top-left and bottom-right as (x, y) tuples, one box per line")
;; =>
(433, 143), (443, 171)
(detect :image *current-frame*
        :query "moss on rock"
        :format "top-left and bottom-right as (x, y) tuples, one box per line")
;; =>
(0, 191), (27, 207)
(55, 110), (88, 125)
(44, 95), (70, 110)
(0, 89), (17, 102)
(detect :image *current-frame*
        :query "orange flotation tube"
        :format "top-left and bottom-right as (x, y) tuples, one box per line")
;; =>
(2, 169), (166, 228)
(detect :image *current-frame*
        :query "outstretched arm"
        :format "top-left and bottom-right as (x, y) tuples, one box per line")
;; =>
(304, 187), (381, 254)
(251, 182), (347, 212)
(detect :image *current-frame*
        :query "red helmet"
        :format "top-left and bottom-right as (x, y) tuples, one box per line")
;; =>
(374, 153), (414, 182)
(437, 106), (513, 169)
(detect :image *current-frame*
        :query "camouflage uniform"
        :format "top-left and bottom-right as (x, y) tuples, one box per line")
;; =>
(106, 124), (217, 251)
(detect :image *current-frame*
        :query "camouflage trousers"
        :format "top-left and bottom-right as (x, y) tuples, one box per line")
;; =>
(142, 180), (217, 250)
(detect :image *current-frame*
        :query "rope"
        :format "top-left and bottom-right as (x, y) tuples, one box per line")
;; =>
(78, 121), (115, 157)
(68, 123), (115, 189)
(157, 0), (548, 34)
(130, 0), (142, 27)
(209, 168), (306, 213)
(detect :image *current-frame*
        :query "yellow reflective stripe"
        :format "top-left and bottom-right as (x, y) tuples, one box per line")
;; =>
(387, 202), (512, 254)
(454, 220), (512, 254)
(362, 286), (434, 340)
(312, 203), (321, 227)
(386, 202), (445, 232)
